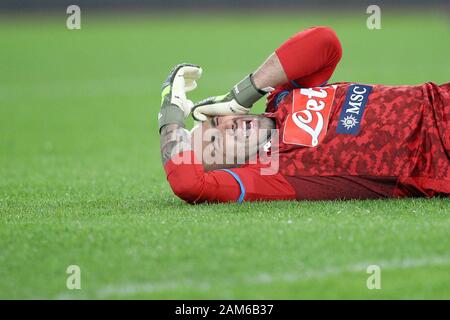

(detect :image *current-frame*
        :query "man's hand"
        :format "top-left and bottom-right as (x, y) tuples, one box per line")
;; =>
(158, 63), (202, 132)
(192, 74), (267, 122)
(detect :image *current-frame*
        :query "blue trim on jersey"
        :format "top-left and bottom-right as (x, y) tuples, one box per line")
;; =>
(274, 80), (330, 110)
(274, 90), (290, 110)
(290, 80), (301, 88)
(220, 169), (245, 203)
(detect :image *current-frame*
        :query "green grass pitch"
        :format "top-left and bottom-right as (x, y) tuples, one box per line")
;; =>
(0, 11), (449, 299)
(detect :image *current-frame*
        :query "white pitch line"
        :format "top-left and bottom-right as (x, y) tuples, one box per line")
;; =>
(55, 255), (450, 299)
(248, 255), (450, 286)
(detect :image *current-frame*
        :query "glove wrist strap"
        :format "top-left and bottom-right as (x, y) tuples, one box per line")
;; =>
(158, 105), (185, 133)
(232, 74), (266, 108)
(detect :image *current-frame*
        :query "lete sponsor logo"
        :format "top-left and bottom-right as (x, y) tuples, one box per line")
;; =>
(283, 86), (336, 147)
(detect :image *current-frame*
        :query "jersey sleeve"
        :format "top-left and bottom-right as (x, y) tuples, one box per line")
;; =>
(275, 26), (342, 87)
(164, 151), (296, 203)
(266, 26), (343, 112)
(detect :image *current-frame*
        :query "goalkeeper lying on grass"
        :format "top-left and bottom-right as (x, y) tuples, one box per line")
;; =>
(158, 27), (449, 203)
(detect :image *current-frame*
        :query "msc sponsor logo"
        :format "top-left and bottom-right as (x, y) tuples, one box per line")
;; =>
(336, 84), (372, 135)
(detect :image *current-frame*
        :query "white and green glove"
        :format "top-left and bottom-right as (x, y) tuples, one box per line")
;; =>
(158, 63), (202, 132)
(191, 74), (268, 122)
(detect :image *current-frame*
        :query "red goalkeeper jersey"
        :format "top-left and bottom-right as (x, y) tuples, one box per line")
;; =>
(163, 27), (450, 203)
(264, 81), (450, 199)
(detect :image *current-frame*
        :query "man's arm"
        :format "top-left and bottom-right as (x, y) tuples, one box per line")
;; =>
(192, 26), (342, 120)
(251, 53), (288, 90)
(157, 64), (241, 203)
(164, 152), (296, 203)
(158, 63), (201, 165)
(274, 26), (342, 88)
(160, 124), (191, 165)
(254, 26), (342, 89)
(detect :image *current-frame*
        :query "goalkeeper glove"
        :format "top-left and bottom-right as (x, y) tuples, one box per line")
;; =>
(158, 63), (202, 132)
(192, 74), (268, 122)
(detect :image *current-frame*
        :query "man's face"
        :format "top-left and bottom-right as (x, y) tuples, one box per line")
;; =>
(191, 115), (275, 171)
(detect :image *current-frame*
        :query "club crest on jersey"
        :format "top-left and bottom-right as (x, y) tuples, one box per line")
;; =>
(336, 84), (372, 135)
(283, 86), (336, 147)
